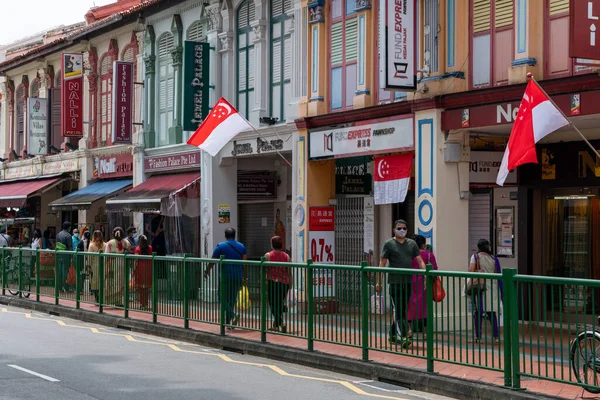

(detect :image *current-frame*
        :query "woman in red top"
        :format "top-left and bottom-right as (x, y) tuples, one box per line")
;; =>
(134, 235), (153, 309)
(265, 236), (292, 333)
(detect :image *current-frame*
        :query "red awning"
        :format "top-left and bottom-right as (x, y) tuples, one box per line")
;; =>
(0, 177), (62, 208)
(105, 172), (200, 213)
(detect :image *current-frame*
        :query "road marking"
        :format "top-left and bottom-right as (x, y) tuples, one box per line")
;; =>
(3, 307), (409, 400)
(7, 365), (60, 382)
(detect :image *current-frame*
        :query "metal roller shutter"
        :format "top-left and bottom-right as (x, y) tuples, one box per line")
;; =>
(468, 191), (492, 257)
(238, 203), (275, 259)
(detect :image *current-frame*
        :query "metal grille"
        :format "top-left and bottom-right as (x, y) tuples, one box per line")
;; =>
(335, 197), (365, 306)
(469, 191), (491, 256)
(238, 203), (275, 259)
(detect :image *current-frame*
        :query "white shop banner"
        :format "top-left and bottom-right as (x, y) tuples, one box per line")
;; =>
(309, 117), (414, 159)
(379, 0), (417, 90)
(27, 98), (48, 155)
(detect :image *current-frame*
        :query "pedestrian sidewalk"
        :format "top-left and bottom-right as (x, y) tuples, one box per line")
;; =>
(23, 294), (588, 399)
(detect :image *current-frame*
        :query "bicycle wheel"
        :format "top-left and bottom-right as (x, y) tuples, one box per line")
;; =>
(7, 268), (19, 296)
(571, 331), (600, 393)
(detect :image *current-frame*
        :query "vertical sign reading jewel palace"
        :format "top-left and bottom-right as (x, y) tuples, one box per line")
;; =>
(112, 61), (134, 144)
(379, 0), (416, 90)
(183, 41), (210, 132)
(61, 53), (84, 137)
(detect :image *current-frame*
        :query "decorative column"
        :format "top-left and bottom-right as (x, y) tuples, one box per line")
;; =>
(250, 12), (267, 125)
(307, 0), (327, 116)
(6, 80), (14, 158)
(85, 48), (99, 149)
(143, 25), (156, 149)
(353, 0), (372, 108)
(206, 4), (223, 105)
(170, 14), (184, 145)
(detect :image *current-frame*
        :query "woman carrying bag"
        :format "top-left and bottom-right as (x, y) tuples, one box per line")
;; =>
(468, 239), (503, 343)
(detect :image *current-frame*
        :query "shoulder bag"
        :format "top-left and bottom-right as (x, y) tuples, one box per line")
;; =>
(465, 253), (487, 296)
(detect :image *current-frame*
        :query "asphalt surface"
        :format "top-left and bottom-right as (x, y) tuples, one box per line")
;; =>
(0, 305), (458, 400)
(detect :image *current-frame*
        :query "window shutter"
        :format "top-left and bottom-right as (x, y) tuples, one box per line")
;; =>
(50, 88), (61, 146)
(159, 80), (167, 110)
(345, 18), (358, 62)
(30, 79), (39, 97)
(272, 0), (283, 18)
(273, 41), (282, 83)
(187, 21), (205, 41)
(331, 21), (343, 65)
(55, 70), (61, 88)
(167, 77), (174, 109)
(158, 34), (174, 60)
(248, 47), (255, 89)
(239, 50), (247, 91)
(101, 54), (112, 75)
(473, 0), (491, 33)
(238, 0), (256, 28)
(549, 0), (569, 16)
(122, 47), (135, 63)
(284, 36), (292, 80)
(494, 0), (514, 28)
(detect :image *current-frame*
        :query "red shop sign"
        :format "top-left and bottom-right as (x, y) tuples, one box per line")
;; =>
(94, 153), (134, 179)
(570, 0), (600, 61)
(61, 53), (84, 137)
(112, 61), (134, 144)
(309, 207), (335, 231)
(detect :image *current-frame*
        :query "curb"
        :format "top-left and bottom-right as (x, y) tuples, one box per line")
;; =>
(0, 296), (563, 400)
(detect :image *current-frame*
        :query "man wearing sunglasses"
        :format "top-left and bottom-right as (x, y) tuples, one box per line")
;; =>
(377, 219), (426, 348)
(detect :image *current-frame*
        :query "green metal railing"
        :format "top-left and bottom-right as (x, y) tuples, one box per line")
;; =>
(2, 246), (599, 393)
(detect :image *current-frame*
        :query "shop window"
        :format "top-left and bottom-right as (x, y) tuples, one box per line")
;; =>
(16, 84), (25, 154)
(471, 0), (514, 88)
(99, 52), (114, 145)
(30, 78), (40, 98)
(271, 0), (293, 123)
(423, 0), (439, 74)
(329, 0), (357, 111)
(157, 33), (175, 147)
(237, 0), (256, 120)
(544, 0), (592, 78)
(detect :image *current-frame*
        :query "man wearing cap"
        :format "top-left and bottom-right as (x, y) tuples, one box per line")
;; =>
(377, 219), (426, 349)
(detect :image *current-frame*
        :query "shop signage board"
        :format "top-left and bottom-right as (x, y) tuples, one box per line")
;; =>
(309, 117), (414, 159)
(222, 136), (293, 157)
(470, 152), (517, 185)
(111, 61), (134, 144)
(308, 206), (336, 298)
(27, 98), (48, 155)
(4, 165), (41, 180)
(61, 53), (84, 137)
(94, 154), (133, 179)
(43, 159), (79, 175)
(144, 150), (201, 172)
(237, 175), (277, 199)
(183, 41), (210, 132)
(569, 0), (600, 60)
(379, 0), (417, 90)
(335, 157), (372, 194)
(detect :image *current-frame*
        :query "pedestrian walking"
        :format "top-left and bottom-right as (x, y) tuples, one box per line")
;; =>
(407, 235), (438, 338)
(56, 221), (73, 292)
(205, 228), (247, 328)
(468, 239), (503, 343)
(133, 235), (153, 310)
(104, 227), (130, 307)
(377, 219), (426, 349)
(126, 226), (137, 253)
(87, 230), (105, 304)
(31, 229), (42, 250)
(264, 236), (292, 333)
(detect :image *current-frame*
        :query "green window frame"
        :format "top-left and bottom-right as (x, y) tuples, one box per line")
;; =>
(236, 0), (256, 120)
(329, 0), (357, 111)
(157, 32), (175, 146)
(270, 0), (293, 123)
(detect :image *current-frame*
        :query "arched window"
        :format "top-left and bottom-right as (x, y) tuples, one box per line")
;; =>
(30, 78), (40, 98)
(157, 33), (174, 146)
(329, 0), (357, 110)
(236, 0), (255, 119)
(187, 20), (206, 41)
(55, 70), (61, 88)
(99, 52), (114, 145)
(16, 84), (25, 153)
(270, 0), (293, 123)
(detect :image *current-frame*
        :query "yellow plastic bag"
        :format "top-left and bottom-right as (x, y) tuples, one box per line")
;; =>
(237, 285), (251, 310)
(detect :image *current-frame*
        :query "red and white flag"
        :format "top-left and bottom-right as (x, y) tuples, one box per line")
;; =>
(187, 97), (253, 156)
(496, 80), (569, 186)
(374, 153), (413, 205)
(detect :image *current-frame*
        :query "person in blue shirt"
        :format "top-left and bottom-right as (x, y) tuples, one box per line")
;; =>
(205, 228), (247, 328)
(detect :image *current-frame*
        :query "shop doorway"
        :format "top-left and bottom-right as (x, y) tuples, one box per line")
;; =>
(392, 190), (415, 238)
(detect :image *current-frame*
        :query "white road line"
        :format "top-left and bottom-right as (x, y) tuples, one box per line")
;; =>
(7, 365), (60, 382)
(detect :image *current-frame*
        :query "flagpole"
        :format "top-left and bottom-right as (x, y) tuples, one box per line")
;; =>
(528, 72), (600, 160)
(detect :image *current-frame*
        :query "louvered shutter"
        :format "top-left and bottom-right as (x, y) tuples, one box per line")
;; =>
(345, 18), (357, 62)
(187, 21), (205, 41)
(549, 0), (569, 15)
(248, 47), (255, 89)
(238, 0), (256, 28)
(49, 88), (61, 146)
(239, 50), (247, 91)
(494, 0), (514, 28)
(55, 70), (61, 88)
(331, 22), (343, 65)
(30, 79), (39, 98)
(273, 41), (282, 84)
(284, 36), (292, 80)
(473, 0), (491, 33)
(122, 47), (135, 63)
(272, 0), (283, 18)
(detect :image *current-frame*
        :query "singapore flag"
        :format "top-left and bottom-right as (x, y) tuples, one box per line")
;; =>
(374, 153), (413, 205)
(187, 97), (253, 156)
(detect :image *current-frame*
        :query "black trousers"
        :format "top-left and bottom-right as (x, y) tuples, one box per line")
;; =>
(389, 280), (412, 339)
(267, 280), (289, 327)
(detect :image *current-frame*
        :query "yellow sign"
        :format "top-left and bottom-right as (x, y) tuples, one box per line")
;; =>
(578, 150), (600, 178)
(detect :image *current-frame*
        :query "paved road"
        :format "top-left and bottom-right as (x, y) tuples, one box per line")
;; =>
(0, 305), (457, 400)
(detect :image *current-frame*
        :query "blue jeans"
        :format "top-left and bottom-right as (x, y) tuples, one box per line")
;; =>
(222, 278), (242, 324)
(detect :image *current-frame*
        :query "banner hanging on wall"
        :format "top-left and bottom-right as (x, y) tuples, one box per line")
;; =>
(61, 53), (84, 137)
(379, 0), (417, 90)
(308, 207), (336, 298)
(112, 61), (134, 144)
(183, 41), (210, 132)
(27, 98), (48, 155)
